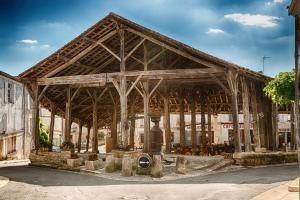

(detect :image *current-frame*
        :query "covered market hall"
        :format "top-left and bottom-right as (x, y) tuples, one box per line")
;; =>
(19, 13), (287, 155)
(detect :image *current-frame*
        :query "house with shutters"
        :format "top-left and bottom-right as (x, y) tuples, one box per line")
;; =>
(0, 71), (32, 160)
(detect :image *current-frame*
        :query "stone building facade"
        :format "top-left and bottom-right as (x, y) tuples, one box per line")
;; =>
(0, 71), (32, 160)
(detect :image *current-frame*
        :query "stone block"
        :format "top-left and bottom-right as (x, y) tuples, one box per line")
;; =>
(85, 160), (103, 170)
(121, 155), (132, 176)
(150, 155), (163, 178)
(67, 158), (82, 168)
(176, 156), (188, 174)
(105, 153), (115, 173)
(254, 147), (267, 153)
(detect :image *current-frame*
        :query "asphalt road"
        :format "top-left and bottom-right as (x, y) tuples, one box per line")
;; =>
(0, 164), (298, 200)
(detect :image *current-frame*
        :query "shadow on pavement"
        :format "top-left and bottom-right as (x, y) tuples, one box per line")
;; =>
(0, 164), (298, 187)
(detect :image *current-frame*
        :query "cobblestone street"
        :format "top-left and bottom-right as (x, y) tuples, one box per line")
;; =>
(0, 164), (298, 200)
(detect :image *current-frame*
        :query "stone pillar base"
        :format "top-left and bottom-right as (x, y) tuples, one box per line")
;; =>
(176, 156), (188, 174)
(67, 158), (83, 168)
(105, 153), (115, 173)
(254, 147), (267, 153)
(85, 160), (103, 170)
(121, 155), (132, 176)
(150, 155), (163, 178)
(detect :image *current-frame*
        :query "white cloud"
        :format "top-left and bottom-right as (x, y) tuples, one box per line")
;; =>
(206, 28), (225, 34)
(265, 0), (284, 6)
(18, 39), (38, 44)
(224, 13), (280, 28)
(41, 44), (50, 48)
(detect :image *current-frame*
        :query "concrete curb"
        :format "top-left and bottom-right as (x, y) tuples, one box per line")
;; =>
(0, 176), (9, 189)
(288, 178), (299, 192)
(251, 180), (299, 200)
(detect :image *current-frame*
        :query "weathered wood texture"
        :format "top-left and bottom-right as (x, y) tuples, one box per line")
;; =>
(227, 70), (241, 152)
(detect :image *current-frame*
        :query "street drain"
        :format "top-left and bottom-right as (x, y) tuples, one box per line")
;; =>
(121, 195), (149, 200)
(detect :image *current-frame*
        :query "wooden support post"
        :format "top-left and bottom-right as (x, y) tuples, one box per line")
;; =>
(86, 126), (91, 152)
(179, 90), (185, 147)
(77, 122), (83, 153)
(49, 103), (55, 151)
(257, 88), (266, 147)
(64, 87), (72, 143)
(272, 103), (279, 150)
(227, 70), (241, 152)
(119, 28), (129, 148)
(143, 81), (150, 152)
(130, 117), (135, 148)
(250, 82), (261, 148)
(143, 43), (150, 153)
(190, 93), (197, 149)
(111, 104), (118, 148)
(207, 100), (212, 145)
(291, 103), (296, 149)
(200, 93), (206, 149)
(163, 91), (171, 153)
(32, 83), (40, 152)
(241, 78), (251, 152)
(92, 100), (98, 153)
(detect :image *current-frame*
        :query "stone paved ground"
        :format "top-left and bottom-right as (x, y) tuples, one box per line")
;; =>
(0, 164), (298, 200)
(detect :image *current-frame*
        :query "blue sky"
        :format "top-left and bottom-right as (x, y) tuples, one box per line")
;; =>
(0, 0), (295, 77)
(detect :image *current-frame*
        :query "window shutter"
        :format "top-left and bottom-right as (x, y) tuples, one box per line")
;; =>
(4, 82), (8, 103)
(11, 83), (15, 103)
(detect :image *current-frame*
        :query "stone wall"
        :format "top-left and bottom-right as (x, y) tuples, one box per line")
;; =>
(29, 151), (71, 167)
(233, 152), (298, 166)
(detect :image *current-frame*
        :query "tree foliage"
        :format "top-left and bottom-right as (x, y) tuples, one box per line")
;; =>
(263, 71), (295, 105)
(39, 119), (51, 148)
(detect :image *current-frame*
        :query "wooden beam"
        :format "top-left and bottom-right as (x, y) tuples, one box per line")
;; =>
(127, 28), (225, 72)
(179, 89), (185, 146)
(147, 48), (165, 65)
(96, 87), (108, 102)
(163, 84), (171, 153)
(250, 82), (261, 148)
(125, 38), (145, 61)
(272, 103), (279, 150)
(45, 30), (117, 78)
(32, 83), (40, 152)
(241, 77), (251, 152)
(92, 96), (98, 153)
(64, 87), (72, 143)
(77, 122), (83, 153)
(38, 85), (49, 101)
(126, 74), (142, 96)
(149, 78), (163, 97)
(37, 69), (223, 86)
(86, 126), (91, 152)
(190, 92), (196, 149)
(71, 87), (81, 102)
(49, 103), (55, 151)
(227, 70), (241, 152)
(119, 28), (129, 147)
(200, 93), (206, 149)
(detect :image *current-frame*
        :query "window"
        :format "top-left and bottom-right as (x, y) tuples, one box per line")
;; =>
(5, 82), (14, 103)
